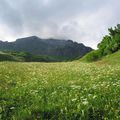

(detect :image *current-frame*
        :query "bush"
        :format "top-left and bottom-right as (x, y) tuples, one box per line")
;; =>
(98, 24), (120, 56)
(82, 50), (102, 62)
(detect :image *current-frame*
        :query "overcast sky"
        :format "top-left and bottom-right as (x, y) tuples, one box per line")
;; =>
(0, 0), (120, 48)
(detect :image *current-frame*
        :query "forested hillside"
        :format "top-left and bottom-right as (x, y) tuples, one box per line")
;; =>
(81, 24), (120, 62)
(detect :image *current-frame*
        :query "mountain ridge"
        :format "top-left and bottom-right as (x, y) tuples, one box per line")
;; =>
(0, 36), (92, 61)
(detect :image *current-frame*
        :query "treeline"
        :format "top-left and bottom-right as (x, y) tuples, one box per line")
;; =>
(0, 51), (76, 62)
(9, 51), (58, 62)
(83, 24), (120, 61)
(0, 51), (59, 62)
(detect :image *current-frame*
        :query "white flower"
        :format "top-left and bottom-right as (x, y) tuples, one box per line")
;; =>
(93, 95), (97, 99)
(10, 107), (15, 110)
(72, 98), (77, 102)
(82, 101), (88, 105)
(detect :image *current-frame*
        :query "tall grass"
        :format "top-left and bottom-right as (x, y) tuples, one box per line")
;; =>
(0, 53), (120, 119)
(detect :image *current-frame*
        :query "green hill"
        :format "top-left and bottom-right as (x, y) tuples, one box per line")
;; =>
(81, 24), (120, 62)
(0, 51), (67, 62)
(80, 50), (120, 63)
(0, 51), (23, 62)
(99, 50), (120, 64)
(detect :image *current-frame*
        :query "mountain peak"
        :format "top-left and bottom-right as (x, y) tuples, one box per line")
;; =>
(16, 36), (40, 41)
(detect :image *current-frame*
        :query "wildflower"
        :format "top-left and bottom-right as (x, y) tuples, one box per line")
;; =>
(10, 107), (15, 110)
(93, 95), (97, 99)
(72, 98), (77, 102)
(82, 101), (88, 105)
(82, 98), (89, 105)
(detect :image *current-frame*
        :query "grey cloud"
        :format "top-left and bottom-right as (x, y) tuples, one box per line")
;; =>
(0, 0), (23, 34)
(0, 0), (120, 48)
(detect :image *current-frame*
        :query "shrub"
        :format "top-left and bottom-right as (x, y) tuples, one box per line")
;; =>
(82, 50), (102, 62)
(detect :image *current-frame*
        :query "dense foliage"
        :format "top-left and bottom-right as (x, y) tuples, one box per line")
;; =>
(82, 24), (120, 61)
(98, 24), (120, 55)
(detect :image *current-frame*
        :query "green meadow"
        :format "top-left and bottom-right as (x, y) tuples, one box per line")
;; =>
(0, 51), (120, 120)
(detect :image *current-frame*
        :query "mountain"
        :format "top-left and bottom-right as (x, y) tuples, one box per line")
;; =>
(0, 36), (92, 61)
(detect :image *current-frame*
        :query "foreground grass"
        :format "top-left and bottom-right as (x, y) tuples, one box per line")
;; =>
(0, 53), (120, 119)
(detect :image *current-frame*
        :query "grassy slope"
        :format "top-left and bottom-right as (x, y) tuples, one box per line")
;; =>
(0, 52), (120, 119)
(101, 50), (120, 64)
(0, 52), (23, 62)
